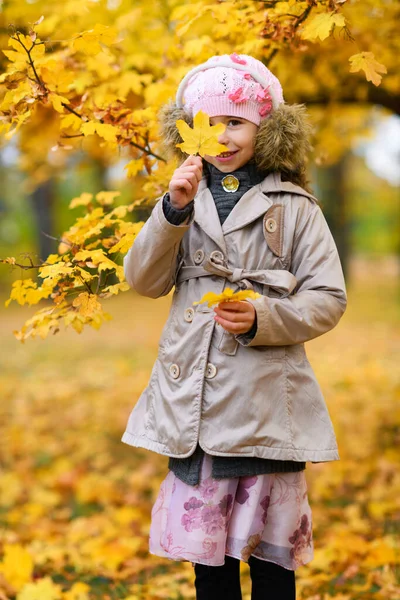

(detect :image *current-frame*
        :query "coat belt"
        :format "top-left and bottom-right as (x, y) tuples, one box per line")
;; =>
(176, 256), (297, 297)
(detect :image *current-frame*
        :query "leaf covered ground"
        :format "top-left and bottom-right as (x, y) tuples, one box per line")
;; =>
(0, 264), (399, 600)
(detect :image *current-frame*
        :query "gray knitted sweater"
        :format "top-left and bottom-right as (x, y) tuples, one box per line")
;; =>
(162, 159), (306, 485)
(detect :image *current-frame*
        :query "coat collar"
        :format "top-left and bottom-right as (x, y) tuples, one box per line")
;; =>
(194, 171), (318, 252)
(194, 172), (289, 252)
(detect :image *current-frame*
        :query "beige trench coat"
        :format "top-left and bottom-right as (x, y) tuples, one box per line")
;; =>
(121, 172), (347, 463)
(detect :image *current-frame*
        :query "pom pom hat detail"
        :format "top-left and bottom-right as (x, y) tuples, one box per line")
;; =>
(176, 53), (284, 126)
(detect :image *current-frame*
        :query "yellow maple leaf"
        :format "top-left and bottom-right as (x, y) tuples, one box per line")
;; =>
(81, 121), (118, 142)
(193, 287), (261, 308)
(301, 12), (346, 41)
(124, 158), (145, 178)
(5, 279), (53, 307)
(49, 93), (69, 113)
(72, 292), (102, 317)
(95, 190), (121, 205)
(74, 249), (124, 280)
(349, 52), (387, 86)
(176, 110), (229, 157)
(60, 113), (81, 132)
(17, 576), (63, 600)
(69, 193), (94, 209)
(101, 282), (130, 296)
(0, 544), (33, 592)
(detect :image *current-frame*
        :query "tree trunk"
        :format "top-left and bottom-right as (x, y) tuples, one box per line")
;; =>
(30, 178), (56, 265)
(313, 156), (350, 281)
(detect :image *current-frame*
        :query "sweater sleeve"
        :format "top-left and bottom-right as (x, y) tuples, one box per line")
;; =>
(162, 192), (195, 225)
(123, 193), (194, 298)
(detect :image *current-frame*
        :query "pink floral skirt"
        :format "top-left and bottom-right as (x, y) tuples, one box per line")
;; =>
(149, 452), (314, 570)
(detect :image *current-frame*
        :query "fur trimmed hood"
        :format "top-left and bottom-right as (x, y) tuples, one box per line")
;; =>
(157, 102), (313, 191)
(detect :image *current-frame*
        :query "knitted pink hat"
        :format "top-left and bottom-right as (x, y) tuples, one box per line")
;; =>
(176, 54), (284, 126)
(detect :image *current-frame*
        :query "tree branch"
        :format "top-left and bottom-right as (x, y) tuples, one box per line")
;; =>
(293, 85), (400, 116)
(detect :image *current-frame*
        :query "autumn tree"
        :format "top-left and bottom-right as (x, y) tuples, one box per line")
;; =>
(0, 0), (398, 340)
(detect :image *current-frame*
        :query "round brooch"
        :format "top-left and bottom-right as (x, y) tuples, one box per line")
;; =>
(221, 175), (240, 193)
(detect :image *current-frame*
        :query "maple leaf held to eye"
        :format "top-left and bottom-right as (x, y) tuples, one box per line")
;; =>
(175, 110), (230, 157)
(193, 287), (261, 308)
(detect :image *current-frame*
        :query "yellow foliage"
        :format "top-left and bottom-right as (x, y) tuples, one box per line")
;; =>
(17, 576), (63, 600)
(5, 279), (53, 307)
(0, 544), (33, 592)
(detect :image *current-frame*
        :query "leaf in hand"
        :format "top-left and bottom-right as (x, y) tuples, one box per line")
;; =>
(193, 287), (261, 308)
(175, 110), (229, 157)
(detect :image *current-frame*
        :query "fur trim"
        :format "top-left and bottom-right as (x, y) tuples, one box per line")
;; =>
(157, 102), (193, 161)
(254, 104), (313, 191)
(158, 101), (313, 191)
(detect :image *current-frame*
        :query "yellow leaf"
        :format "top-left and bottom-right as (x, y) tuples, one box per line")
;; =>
(1, 256), (16, 265)
(108, 222), (143, 253)
(101, 282), (130, 295)
(124, 158), (145, 178)
(96, 123), (118, 142)
(95, 190), (121, 205)
(63, 582), (90, 600)
(17, 576), (63, 600)
(72, 292), (101, 317)
(0, 544), (33, 592)
(80, 121), (96, 136)
(49, 93), (69, 113)
(81, 121), (118, 142)
(301, 12), (346, 41)
(5, 279), (53, 307)
(349, 52), (387, 86)
(60, 113), (81, 131)
(72, 36), (101, 56)
(176, 110), (229, 157)
(193, 287), (261, 307)
(74, 249), (124, 280)
(69, 193), (93, 209)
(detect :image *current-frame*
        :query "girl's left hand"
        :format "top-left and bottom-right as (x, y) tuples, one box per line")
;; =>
(214, 301), (256, 334)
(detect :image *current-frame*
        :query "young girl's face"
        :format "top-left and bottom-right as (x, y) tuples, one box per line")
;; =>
(203, 115), (258, 172)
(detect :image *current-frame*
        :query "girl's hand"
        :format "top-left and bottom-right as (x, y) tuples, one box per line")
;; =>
(214, 301), (256, 335)
(169, 155), (203, 209)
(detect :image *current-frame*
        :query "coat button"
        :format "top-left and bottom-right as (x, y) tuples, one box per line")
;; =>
(205, 362), (217, 379)
(169, 364), (180, 379)
(184, 307), (194, 322)
(209, 250), (225, 264)
(194, 249), (204, 264)
(265, 218), (277, 233)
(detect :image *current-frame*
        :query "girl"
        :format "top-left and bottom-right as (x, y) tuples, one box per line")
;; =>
(122, 54), (347, 599)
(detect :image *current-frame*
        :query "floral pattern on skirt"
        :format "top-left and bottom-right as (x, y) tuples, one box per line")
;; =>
(149, 452), (314, 570)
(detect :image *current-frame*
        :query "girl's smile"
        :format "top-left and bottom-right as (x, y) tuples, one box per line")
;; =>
(204, 116), (258, 172)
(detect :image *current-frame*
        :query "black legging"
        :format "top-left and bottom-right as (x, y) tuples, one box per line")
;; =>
(194, 554), (296, 600)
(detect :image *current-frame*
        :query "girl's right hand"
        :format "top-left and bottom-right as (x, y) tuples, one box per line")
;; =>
(169, 155), (203, 209)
